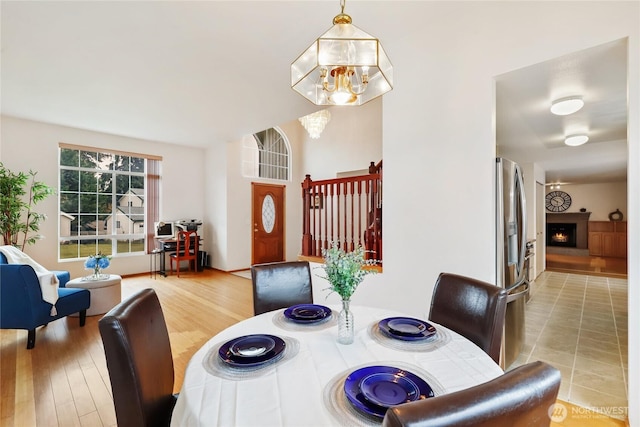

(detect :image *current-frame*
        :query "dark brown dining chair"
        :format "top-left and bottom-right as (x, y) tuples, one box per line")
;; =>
(429, 272), (507, 364)
(382, 361), (561, 427)
(99, 288), (177, 427)
(170, 230), (198, 277)
(250, 261), (313, 315)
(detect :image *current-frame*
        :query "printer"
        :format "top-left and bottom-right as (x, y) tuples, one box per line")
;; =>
(175, 219), (203, 232)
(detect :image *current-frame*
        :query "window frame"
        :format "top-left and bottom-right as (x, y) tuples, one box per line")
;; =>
(58, 144), (161, 261)
(242, 127), (291, 182)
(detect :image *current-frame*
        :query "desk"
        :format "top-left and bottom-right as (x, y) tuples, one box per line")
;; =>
(171, 305), (503, 426)
(154, 237), (203, 277)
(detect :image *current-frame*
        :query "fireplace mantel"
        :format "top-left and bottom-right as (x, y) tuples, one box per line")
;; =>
(546, 212), (591, 249)
(546, 212), (592, 223)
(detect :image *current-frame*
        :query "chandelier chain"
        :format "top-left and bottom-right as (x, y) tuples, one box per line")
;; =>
(340, 0), (346, 14)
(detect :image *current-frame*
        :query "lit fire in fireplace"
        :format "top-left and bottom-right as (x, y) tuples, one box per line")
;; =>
(552, 233), (568, 243)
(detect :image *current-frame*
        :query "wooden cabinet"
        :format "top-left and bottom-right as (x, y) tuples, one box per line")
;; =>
(588, 221), (627, 258)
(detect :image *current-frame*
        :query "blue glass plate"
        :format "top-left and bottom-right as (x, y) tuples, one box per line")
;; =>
(361, 373), (420, 407)
(218, 334), (286, 367)
(344, 366), (434, 418)
(378, 317), (437, 341)
(284, 304), (332, 323)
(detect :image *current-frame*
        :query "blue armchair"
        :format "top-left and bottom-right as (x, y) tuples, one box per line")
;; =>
(0, 253), (90, 349)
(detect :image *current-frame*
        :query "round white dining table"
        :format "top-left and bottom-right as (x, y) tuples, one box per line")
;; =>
(170, 304), (503, 427)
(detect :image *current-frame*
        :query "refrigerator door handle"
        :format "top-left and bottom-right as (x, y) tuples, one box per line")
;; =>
(515, 165), (527, 286)
(505, 276), (527, 293)
(506, 282), (530, 303)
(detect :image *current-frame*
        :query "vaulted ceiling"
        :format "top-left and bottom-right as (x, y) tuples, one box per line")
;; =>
(1, 2), (628, 185)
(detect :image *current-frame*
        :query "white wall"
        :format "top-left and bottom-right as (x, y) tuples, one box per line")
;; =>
(0, 115), (206, 278)
(203, 139), (228, 270)
(549, 182), (628, 221)
(301, 99), (383, 180)
(216, 99), (383, 271)
(362, 2), (638, 422)
(222, 119), (306, 271)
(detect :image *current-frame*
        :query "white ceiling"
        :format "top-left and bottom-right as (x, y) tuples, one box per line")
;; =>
(1, 1), (338, 146)
(496, 38), (628, 185)
(1, 2), (628, 185)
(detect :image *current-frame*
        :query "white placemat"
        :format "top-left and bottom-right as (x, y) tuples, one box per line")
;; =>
(202, 336), (300, 380)
(272, 309), (338, 331)
(368, 321), (451, 352)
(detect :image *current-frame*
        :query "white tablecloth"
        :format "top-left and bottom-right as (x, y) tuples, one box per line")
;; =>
(170, 305), (503, 427)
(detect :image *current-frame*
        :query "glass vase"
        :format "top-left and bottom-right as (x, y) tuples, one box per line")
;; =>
(338, 299), (355, 345)
(85, 267), (105, 281)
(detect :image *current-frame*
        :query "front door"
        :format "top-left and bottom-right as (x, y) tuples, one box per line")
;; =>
(252, 183), (285, 265)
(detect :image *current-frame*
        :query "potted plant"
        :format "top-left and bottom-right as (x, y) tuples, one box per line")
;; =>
(319, 242), (377, 344)
(0, 162), (55, 250)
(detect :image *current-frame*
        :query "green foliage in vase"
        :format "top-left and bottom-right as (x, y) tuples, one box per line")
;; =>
(319, 242), (377, 300)
(0, 162), (55, 250)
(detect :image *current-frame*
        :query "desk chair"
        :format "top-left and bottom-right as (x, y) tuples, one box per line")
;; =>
(99, 288), (177, 427)
(382, 361), (561, 427)
(429, 272), (507, 364)
(250, 261), (313, 315)
(170, 230), (198, 277)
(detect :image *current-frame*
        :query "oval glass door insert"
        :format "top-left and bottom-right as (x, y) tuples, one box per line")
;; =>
(262, 195), (276, 233)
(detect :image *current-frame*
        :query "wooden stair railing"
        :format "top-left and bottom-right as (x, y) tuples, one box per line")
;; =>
(301, 161), (382, 263)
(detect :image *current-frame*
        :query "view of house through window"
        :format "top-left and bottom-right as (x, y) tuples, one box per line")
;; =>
(58, 146), (152, 260)
(242, 127), (290, 181)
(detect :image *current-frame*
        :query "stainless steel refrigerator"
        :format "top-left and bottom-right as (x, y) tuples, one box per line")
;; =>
(496, 157), (529, 368)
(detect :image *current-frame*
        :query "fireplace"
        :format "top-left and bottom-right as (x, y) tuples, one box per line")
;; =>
(546, 212), (591, 250)
(547, 223), (577, 247)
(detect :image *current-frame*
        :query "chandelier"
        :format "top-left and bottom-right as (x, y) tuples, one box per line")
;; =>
(291, 0), (393, 106)
(299, 110), (331, 139)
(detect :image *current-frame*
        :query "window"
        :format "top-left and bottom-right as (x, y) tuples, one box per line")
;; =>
(58, 145), (161, 260)
(242, 127), (290, 181)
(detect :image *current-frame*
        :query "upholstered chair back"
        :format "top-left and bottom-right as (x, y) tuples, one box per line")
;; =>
(251, 261), (313, 315)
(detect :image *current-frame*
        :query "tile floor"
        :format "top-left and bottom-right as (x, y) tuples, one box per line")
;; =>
(508, 270), (628, 418)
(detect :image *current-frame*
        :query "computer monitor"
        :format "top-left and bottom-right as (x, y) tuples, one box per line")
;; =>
(154, 221), (175, 239)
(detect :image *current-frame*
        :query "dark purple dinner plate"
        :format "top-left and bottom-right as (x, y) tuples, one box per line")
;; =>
(344, 365), (434, 418)
(218, 334), (285, 367)
(284, 304), (332, 323)
(378, 317), (437, 341)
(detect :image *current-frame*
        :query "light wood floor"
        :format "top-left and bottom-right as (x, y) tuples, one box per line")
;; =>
(0, 269), (627, 426)
(546, 253), (627, 278)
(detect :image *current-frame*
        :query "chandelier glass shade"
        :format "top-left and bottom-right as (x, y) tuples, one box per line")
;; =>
(291, 4), (393, 106)
(299, 110), (331, 139)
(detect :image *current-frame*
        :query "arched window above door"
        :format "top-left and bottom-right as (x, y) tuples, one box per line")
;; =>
(242, 127), (290, 181)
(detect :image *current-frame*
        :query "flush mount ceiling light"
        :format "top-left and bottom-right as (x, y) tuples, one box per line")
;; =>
(291, 0), (393, 106)
(550, 96), (584, 115)
(299, 110), (331, 139)
(564, 134), (589, 146)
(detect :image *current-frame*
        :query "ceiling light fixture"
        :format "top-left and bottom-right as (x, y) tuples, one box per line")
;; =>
(550, 96), (584, 115)
(291, 0), (393, 106)
(564, 134), (589, 146)
(299, 110), (331, 139)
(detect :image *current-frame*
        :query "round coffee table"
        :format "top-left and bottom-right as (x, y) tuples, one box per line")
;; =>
(66, 274), (122, 316)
